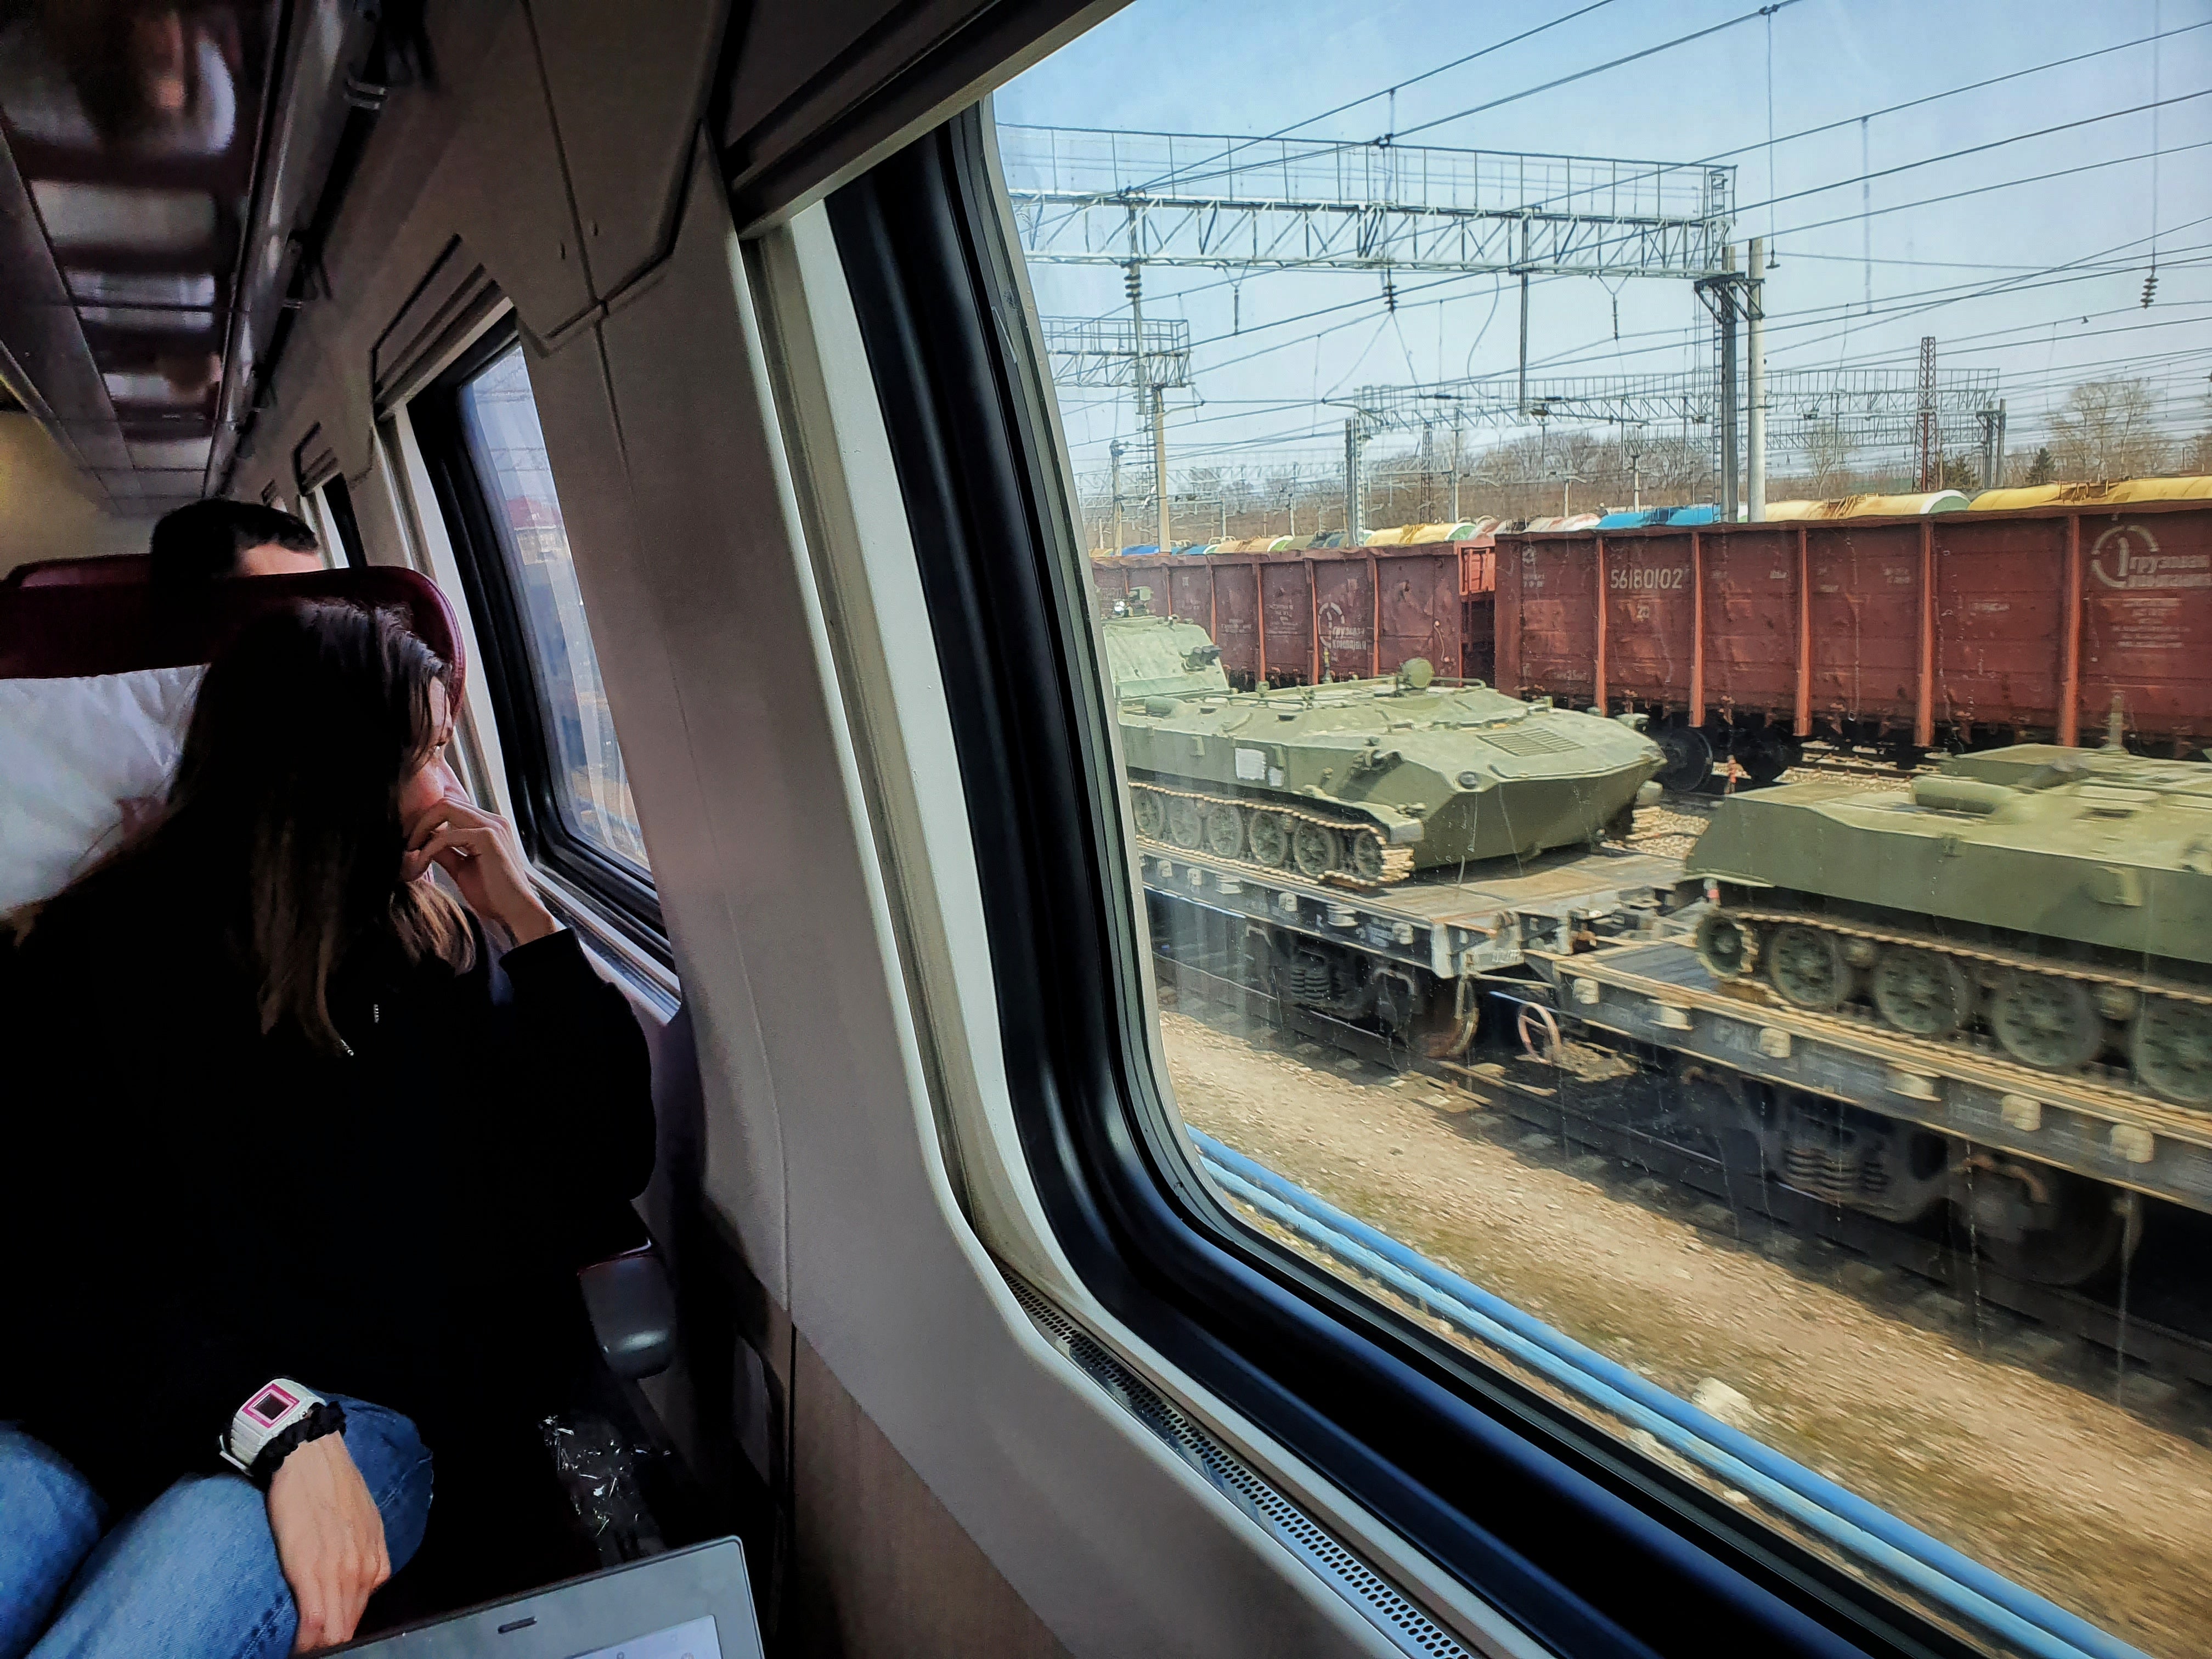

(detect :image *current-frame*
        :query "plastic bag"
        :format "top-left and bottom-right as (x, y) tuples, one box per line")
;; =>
(540, 1412), (665, 1565)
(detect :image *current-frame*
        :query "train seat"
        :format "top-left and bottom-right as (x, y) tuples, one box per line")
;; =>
(2, 554), (156, 589)
(0, 565), (682, 1613)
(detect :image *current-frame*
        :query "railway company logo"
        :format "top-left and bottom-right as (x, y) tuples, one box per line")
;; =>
(2089, 523), (2211, 592)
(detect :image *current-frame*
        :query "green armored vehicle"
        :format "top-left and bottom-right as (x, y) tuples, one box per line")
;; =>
(1103, 612), (1663, 887)
(1688, 745), (2212, 1103)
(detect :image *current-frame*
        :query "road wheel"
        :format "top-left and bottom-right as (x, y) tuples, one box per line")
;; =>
(1695, 912), (1754, 978)
(1870, 946), (1974, 1037)
(1131, 791), (1164, 840)
(1988, 971), (2104, 1070)
(1347, 831), (1387, 883)
(1205, 802), (1246, 860)
(1765, 923), (1850, 1011)
(1165, 794), (1205, 850)
(2134, 996), (2212, 1104)
(1248, 811), (1292, 867)
(1291, 820), (1342, 880)
(1654, 724), (1713, 793)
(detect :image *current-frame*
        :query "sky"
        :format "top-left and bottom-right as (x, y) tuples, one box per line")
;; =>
(994, 0), (2212, 497)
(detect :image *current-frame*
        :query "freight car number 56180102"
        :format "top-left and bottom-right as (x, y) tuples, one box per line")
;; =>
(1610, 565), (1690, 591)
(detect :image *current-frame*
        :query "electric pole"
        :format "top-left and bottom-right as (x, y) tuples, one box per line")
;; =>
(1125, 257), (1171, 550)
(1747, 235), (1767, 521)
(1344, 417), (1367, 543)
(1516, 265), (1531, 416)
(1696, 246), (1741, 520)
(1916, 335), (1940, 492)
(1152, 386), (1170, 548)
(1978, 399), (2007, 490)
(1109, 439), (1125, 550)
(1720, 244), (1739, 521)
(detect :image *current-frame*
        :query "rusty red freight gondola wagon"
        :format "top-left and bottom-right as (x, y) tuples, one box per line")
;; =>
(1090, 543), (1477, 689)
(1491, 501), (2212, 790)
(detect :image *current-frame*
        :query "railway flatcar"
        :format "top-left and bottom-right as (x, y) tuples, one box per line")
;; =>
(0, 4), (2191, 1659)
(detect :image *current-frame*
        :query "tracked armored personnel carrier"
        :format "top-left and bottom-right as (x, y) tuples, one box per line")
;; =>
(1688, 745), (2212, 1104)
(1102, 612), (1662, 887)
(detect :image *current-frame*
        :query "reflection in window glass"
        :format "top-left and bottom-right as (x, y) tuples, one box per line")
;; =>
(457, 347), (651, 871)
(1000, 8), (2212, 1656)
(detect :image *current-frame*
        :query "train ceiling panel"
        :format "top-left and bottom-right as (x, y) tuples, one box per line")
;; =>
(0, 1), (371, 514)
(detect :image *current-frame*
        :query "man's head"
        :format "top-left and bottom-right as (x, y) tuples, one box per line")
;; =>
(150, 499), (323, 584)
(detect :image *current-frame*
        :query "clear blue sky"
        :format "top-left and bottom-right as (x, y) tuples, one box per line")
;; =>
(996, 0), (2212, 485)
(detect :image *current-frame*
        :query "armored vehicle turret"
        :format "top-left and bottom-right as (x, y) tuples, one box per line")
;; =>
(1101, 612), (1663, 886)
(1688, 745), (2212, 1104)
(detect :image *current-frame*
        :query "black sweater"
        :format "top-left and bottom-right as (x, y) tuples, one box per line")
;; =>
(0, 853), (654, 1510)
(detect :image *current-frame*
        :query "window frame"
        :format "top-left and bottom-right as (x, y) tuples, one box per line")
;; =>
(407, 320), (669, 961)
(823, 106), (1989, 1659)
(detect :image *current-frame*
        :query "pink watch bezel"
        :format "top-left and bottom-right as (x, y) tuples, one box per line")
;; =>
(241, 1383), (301, 1429)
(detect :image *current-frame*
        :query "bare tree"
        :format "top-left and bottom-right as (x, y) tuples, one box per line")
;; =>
(1797, 420), (1859, 498)
(2049, 377), (2171, 482)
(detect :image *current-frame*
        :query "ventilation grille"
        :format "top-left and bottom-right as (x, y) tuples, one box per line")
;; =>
(1480, 724), (1579, 757)
(1007, 1274), (1482, 1659)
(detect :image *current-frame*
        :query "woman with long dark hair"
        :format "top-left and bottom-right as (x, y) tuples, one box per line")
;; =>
(0, 601), (654, 1657)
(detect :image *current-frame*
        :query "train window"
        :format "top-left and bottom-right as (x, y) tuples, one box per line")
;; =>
(450, 350), (651, 870)
(320, 475), (367, 570)
(831, 8), (2209, 1658)
(411, 330), (661, 946)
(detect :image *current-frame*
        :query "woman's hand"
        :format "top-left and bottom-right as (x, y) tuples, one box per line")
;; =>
(403, 774), (558, 945)
(267, 1434), (391, 1653)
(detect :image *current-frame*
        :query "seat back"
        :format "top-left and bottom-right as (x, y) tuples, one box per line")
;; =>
(3, 555), (156, 589)
(0, 567), (464, 687)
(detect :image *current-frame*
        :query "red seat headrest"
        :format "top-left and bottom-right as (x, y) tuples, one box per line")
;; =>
(3, 555), (157, 589)
(0, 567), (466, 696)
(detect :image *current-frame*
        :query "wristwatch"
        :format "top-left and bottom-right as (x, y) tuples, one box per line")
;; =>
(218, 1379), (345, 1486)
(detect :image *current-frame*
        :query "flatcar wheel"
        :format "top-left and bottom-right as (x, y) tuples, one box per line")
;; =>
(1165, 794), (1206, 850)
(1347, 832), (1387, 883)
(1870, 946), (1973, 1037)
(1654, 724), (1713, 793)
(1248, 811), (1293, 867)
(2134, 996), (2212, 1105)
(1976, 1171), (2126, 1288)
(1735, 730), (1796, 787)
(1765, 923), (1849, 1011)
(1132, 791), (1164, 840)
(1291, 820), (1342, 880)
(1205, 802), (1246, 860)
(1988, 972), (2103, 1071)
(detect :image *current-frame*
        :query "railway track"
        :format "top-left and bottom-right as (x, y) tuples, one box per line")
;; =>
(1151, 947), (2212, 1414)
(1442, 1035), (2212, 1395)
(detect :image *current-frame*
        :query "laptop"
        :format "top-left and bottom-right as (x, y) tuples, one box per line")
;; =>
(330, 1539), (764, 1658)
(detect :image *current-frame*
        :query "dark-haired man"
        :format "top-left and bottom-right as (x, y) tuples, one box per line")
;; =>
(149, 499), (325, 584)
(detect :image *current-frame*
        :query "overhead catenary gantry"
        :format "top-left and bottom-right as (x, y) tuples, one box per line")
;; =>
(1042, 315), (1194, 548)
(1353, 364), (2004, 458)
(1001, 126), (1735, 279)
(1042, 315), (1193, 390)
(1003, 123), (1740, 545)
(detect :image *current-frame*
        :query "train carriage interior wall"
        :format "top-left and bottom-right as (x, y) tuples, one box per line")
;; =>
(1, 1), (2209, 1656)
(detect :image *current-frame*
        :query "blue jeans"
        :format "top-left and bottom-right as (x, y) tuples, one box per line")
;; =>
(0, 1399), (432, 1659)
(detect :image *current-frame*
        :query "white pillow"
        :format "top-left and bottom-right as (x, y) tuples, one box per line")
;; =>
(0, 664), (204, 911)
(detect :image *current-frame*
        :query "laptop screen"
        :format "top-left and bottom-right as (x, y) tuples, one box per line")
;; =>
(572, 1616), (722, 1659)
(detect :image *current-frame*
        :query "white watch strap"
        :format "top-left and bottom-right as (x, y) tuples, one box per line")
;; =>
(219, 1379), (325, 1475)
